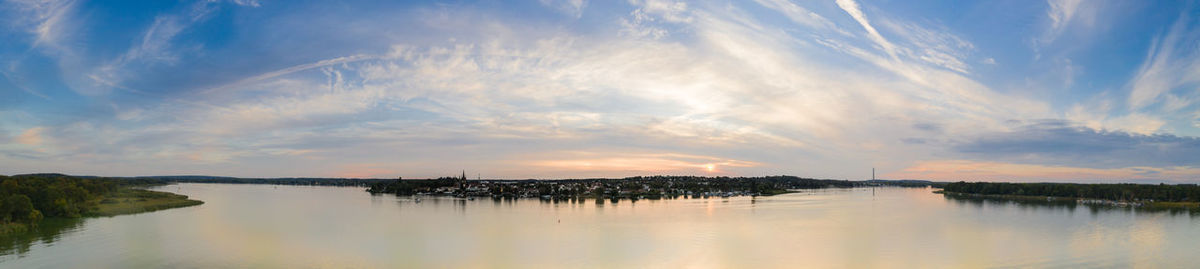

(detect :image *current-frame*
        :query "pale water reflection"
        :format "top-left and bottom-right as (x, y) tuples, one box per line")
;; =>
(1, 183), (1197, 268)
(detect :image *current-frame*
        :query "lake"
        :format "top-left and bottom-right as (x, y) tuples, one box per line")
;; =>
(2, 183), (1198, 268)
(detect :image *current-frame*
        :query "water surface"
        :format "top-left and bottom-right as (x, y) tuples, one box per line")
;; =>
(2, 183), (1197, 268)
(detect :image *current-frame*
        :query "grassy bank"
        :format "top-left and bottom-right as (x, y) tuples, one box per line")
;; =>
(86, 188), (203, 217)
(934, 190), (1075, 201)
(0, 173), (205, 237)
(1, 188), (202, 237)
(1145, 201), (1200, 209)
(0, 223), (29, 235)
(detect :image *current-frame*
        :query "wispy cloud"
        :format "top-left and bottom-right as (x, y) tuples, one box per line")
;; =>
(1040, 0), (1083, 45)
(835, 0), (898, 60)
(619, 0), (692, 39)
(5, 0), (76, 49)
(538, 0), (587, 18)
(752, 0), (840, 32)
(1128, 11), (1200, 112)
(0, 0), (1197, 181)
(878, 19), (976, 74)
(88, 0), (225, 94)
(0, 67), (51, 99)
(2, 0), (1048, 178)
(888, 160), (1200, 183)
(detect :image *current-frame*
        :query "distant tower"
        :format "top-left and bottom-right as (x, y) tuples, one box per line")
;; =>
(872, 168), (875, 181)
(459, 170), (468, 190)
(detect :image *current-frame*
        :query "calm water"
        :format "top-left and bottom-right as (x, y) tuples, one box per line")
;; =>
(2, 183), (1199, 268)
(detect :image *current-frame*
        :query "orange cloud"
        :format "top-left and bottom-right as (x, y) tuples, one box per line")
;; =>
(14, 127), (45, 145)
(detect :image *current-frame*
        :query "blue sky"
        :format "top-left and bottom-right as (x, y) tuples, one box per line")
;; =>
(1, 0), (1198, 182)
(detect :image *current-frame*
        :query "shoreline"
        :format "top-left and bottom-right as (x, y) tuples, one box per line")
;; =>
(1, 188), (202, 236)
(934, 190), (1200, 209)
(86, 188), (204, 217)
(373, 189), (800, 201)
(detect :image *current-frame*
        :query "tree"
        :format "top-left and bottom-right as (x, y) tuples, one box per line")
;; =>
(4, 195), (40, 224)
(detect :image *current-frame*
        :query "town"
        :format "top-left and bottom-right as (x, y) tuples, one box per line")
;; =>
(366, 173), (865, 201)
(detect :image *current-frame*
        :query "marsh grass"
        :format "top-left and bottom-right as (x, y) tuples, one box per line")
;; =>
(86, 189), (203, 217)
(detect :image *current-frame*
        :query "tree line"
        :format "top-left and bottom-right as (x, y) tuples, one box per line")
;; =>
(942, 181), (1200, 202)
(129, 176), (392, 186)
(0, 174), (123, 225)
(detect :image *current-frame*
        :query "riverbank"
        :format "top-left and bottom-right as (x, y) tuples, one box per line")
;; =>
(87, 188), (204, 217)
(0, 223), (31, 235)
(2, 188), (201, 236)
(934, 190), (1200, 209)
(1143, 201), (1200, 209)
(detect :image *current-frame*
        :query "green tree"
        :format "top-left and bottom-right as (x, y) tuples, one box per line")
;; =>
(5, 195), (40, 223)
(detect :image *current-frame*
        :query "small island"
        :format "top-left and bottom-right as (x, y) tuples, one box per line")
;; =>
(938, 181), (1200, 208)
(0, 174), (203, 235)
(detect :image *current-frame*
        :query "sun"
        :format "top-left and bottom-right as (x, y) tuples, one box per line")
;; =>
(705, 164), (716, 172)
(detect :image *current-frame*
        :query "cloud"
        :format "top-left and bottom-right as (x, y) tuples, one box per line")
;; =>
(14, 127), (45, 145)
(888, 159), (1200, 183)
(202, 54), (382, 95)
(3, 0), (1048, 179)
(4, 0), (76, 49)
(1064, 93), (1168, 135)
(2, 0), (1193, 181)
(88, 0), (223, 93)
(1127, 10), (1200, 112)
(1041, 0), (1083, 45)
(539, 0), (587, 18)
(955, 120), (1200, 169)
(835, 0), (898, 60)
(878, 19), (976, 73)
(751, 0), (847, 37)
(333, 163), (398, 178)
(619, 0), (691, 39)
(630, 0), (691, 23)
(230, 0), (259, 7)
(1194, 111), (1200, 128)
(525, 152), (760, 177)
(912, 123), (942, 133)
(0, 67), (52, 99)
(170, 2), (1033, 178)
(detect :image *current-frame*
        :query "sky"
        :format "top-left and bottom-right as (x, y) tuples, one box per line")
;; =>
(0, 0), (1198, 182)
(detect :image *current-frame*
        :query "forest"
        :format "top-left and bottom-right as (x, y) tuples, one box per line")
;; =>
(942, 181), (1200, 202)
(0, 174), (202, 234)
(127, 175), (391, 186)
(0, 174), (119, 226)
